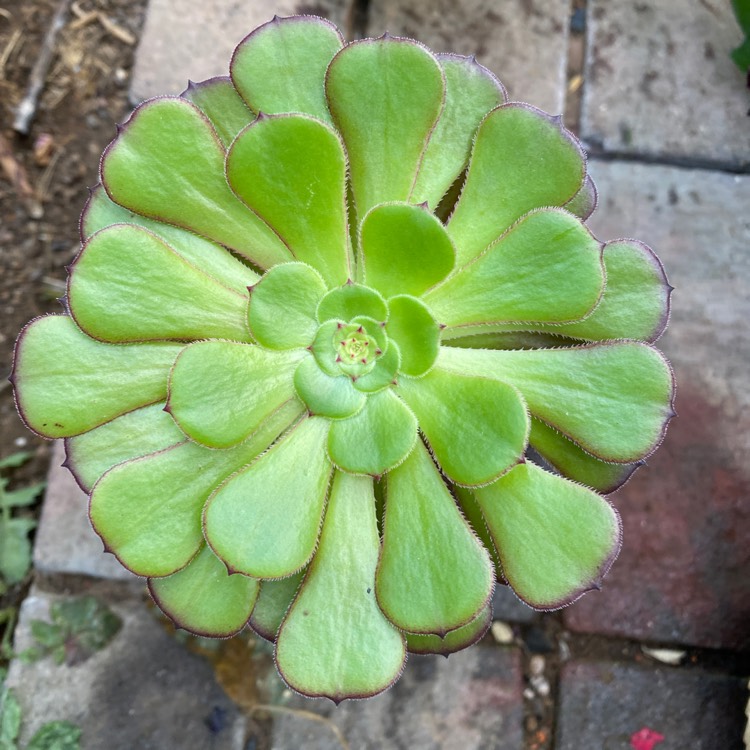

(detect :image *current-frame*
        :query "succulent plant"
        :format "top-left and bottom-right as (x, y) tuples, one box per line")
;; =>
(11, 16), (674, 701)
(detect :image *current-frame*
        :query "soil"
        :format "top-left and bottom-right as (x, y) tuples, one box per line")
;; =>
(0, 0), (146, 617)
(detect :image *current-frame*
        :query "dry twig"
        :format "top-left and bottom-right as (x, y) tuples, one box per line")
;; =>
(13, 0), (71, 134)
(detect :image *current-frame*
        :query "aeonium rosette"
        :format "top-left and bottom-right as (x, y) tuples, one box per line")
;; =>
(10, 16), (674, 701)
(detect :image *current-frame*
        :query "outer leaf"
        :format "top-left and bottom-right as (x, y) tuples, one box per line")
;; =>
(452, 484), (502, 576)
(425, 209), (604, 330)
(231, 15), (343, 123)
(448, 104), (586, 266)
(247, 262), (327, 350)
(439, 342), (674, 463)
(475, 462), (621, 609)
(398, 367), (528, 486)
(276, 471), (406, 701)
(385, 295), (440, 377)
(181, 76), (254, 147)
(539, 239), (671, 343)
(326, 36), (445, 218)
(100, 97), (292, 269)
(529, 418), (641, 495)
(167, 341), (304, 448)
(12, 315), (182, 439)
(90, 399), (302, 577)
(360, 203), (455, 298)
(0, 518), (35, 584)
(406, 604), (492, 655)
(564, 174), (598, 220)
(327, 389), (417, 476)
(293, 356), (366, 419)
(378, 441), (494, 634)
(65, 402), (186, 493)
(69, 225), (252, 343)
(149, 544), (259, 637)
(411, 53), (507, 208)
(80, 186), (259, 295)
(227, 114), (351, 287)
(248, 570), (304, 642)
(204, 418), (332, 578)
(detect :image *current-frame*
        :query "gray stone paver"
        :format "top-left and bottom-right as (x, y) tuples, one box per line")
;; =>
(7, 583), (247, 749)
(272, 644), (524, 750)
(367, 0), (571, 113)
(564, 159), (750, 650)
(582, 0), (750, 168)
(130, 0), (355, 102)
(555, 660), (748, 749)
(33, 441), (134, 581)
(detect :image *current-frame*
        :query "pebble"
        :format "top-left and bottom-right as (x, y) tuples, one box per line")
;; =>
(529, 655), (546, 676)
(491, 621), (514, 645)
(641, 646), (686, 665)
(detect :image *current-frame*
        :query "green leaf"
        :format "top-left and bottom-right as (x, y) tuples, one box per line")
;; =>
(351, 339), (400, 394)
(564, 174), (598, 220)
(0, 686), (21, 749)
(100, 97), (292, 269)
(181, 76), (255, 147)
(385, 295), (441, 377)
(0, 453), (32, 470)
(425, 209), (604, 330)
(231, 16), (343, 123)
(293, 356), (366, 419)
(310, 319), (345, 376)
(167, 341), (303, 448)
(538, 239), (671, 343)
(48, 596), (121, 657)
(439, 342), (674, 463)
(360, 203), (455, 298)
(411, 53), (507, 208)
(2, 483), (45, 509)
(27, 721), (82, 750)
(731, 36), (750, 72)
(317, 283), (387, 324)
(81, 186), (260, 295)
(327, 389), (417, 476)
(65, 402), (186, 493)
(30, 620), (64, 648)
(204, 418), (332, 578)
(12, 316), (182, 439)
(378, 441), (493, 634)
(406, 604), (492, 655)
(90, 399), (302, 577)
(451, 484), (502, 576)
(398, 367), (528, 486)
(149, 544), (259, 637)
(447, 105), (585, 266)
(326, 36), (444, 219)
(69, 225), (252, 343)
(227, 114), (351, 287)
(247, 262), (327, 350)
(276, 471), (405, 701)
(529, 418), (641, 494)
(732, 0), (750, 33)
(0, 519), (35, 584)
(475, 462), (621, 609)
(248, 571), (304, 642)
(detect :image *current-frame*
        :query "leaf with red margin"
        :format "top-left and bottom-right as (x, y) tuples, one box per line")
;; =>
(12, 315), (182, 439)
(276, 471), (405, 702)
(248, 570), (305, 642)
(475, 462), (622, 610)
(406, 604), (492, 655)
(149, 544), (259, 638)
(100, 97), (292, 269)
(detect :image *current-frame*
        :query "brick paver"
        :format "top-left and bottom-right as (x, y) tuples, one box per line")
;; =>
(367, 0), (571, 113)
(556, 660), (747, 749)
(272, 644), (525, 750)
(581, 0), (750, 168)
(130, 0), (355, 101)
(6, 583), (247, 748)
(563, 160), (750, 652)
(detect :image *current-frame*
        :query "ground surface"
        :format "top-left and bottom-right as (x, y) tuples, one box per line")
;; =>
(0, 0), (749, 748)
